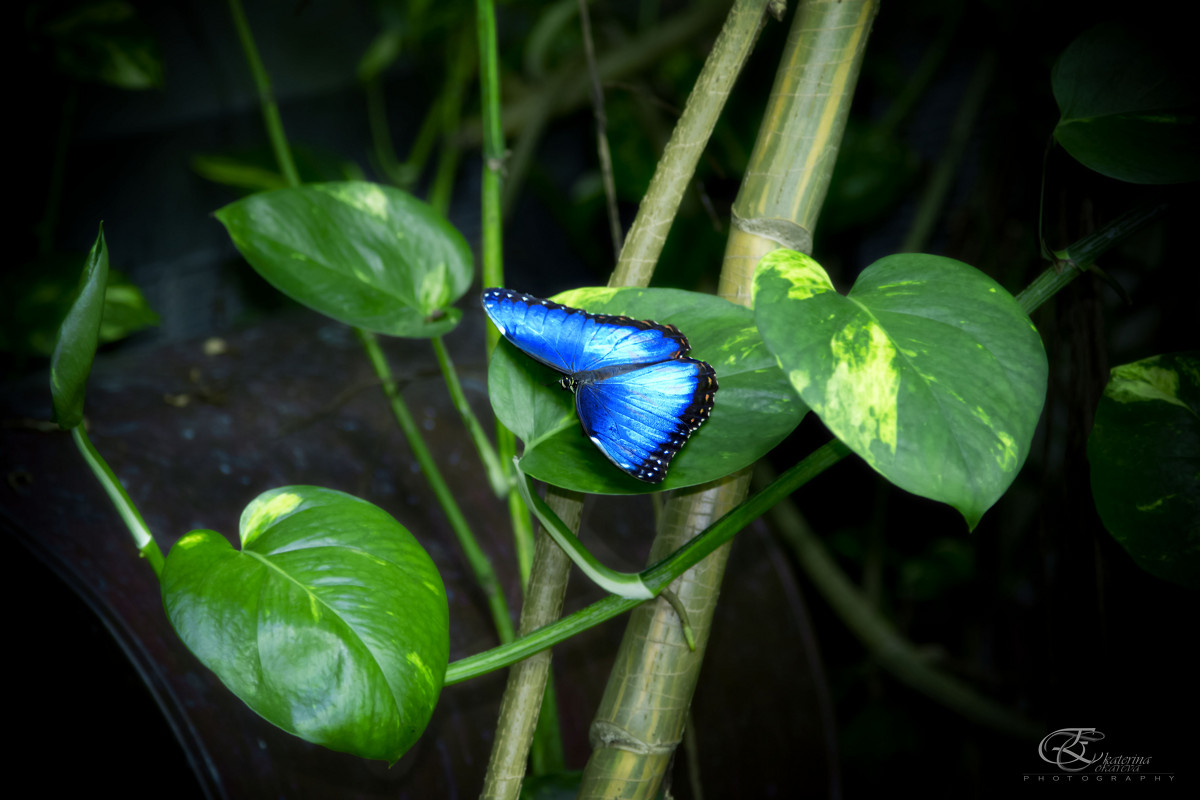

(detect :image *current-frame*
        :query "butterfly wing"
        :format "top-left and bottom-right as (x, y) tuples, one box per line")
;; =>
(481, 288), (689, 374)
(482, 288), (718, 483)
(574, 358), (717, 483)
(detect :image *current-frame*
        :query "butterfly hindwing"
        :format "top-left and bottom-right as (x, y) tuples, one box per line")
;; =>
(482, 288), (717, 484)
(575, 359), (717, 483)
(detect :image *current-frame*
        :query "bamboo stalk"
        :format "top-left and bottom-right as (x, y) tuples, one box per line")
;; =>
(580, 2), (878, 796)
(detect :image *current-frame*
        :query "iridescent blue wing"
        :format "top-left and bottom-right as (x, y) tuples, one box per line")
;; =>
(481, 288), (688, 374)
(574, 358), (717, 483)
(481, 288), (718, 483)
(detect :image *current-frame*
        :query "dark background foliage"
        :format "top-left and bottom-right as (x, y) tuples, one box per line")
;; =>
(8, 0), (1198, 797)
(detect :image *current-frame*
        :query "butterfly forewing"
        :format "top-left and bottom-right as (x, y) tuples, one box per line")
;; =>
(483, 289), (687, 371)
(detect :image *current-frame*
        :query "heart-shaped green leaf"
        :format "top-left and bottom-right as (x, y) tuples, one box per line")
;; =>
(754, 250), (1047, 528)
(162, 486), (449, 762)
(215, 182), (473, 337)
(50, 225), (109, 430)
(1088, 352), (1200, 588)
(486, 287), (806, 494)
(1052, 24), (1200, 184)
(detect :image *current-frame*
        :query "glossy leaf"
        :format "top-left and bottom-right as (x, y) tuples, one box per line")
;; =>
(192, 146), (366, 195)
(215, 182), (473, 337)
(191, 155), (291, 193)
(487, 287), (806, 494)
(754, 250), (1047, 528)
(162, 486), (450, 761)
(96, 271), (160, 342)
(50, 226), (110, 430)
(1088, 352), (1200, 588)
(1052, 24), (1200, 184)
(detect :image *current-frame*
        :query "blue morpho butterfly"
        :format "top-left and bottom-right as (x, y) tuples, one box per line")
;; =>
(482, 288), (718, 484)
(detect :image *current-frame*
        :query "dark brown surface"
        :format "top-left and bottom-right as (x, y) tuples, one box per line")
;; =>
(1, 308), (833, 798)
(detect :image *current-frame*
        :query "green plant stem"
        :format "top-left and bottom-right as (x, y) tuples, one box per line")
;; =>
(474, 0), (529, 573)
(530, 669), (566, 775)
(71, 426), (164, 578)
(477, 0), (505, 303)
(445, 439), (848, 685)
(515, 465), (652, 599)
(509, 482), (536, 585)
(475, 0), (535, 582)
(1016, 200), (1170, 314)
(609, 0), (770, 288)
(475, 1), (560, 790)
(432, 336), (508, 496)
(227, 0), (300, 188)
(357, 329), (514, 644)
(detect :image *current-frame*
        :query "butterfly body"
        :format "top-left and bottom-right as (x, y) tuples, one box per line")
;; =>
(482, 288), (717, 483)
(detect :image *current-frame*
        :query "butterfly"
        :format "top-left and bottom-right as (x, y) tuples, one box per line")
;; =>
(482, 288), (718, 484)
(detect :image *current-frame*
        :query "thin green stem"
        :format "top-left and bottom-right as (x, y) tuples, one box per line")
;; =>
(475, 0), (534, 592)
(509, 482), (535, 585)
(445, 439), (848, 685)
(514, 464), (652, 599)
(227, 0), (300, 187)
(477, 0), (505, 303)
(530, 675), (566, 774)
(657, 589), (697, 651)
(1016, 200), (1169, 315)
(474, 2), (560, 792)
(432, 336), (508, 496)
(357, 329), (514, 644)
(449, 594), (638, 686)
(639, 440), (848, 591)
(71, 426), (164, 577)
(1063, 200), (1171, 271)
